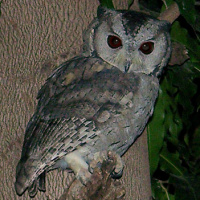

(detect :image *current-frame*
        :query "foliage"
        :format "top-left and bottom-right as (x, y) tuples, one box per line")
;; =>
(99, 0), (200, 199)
(99, 0), (114, 8)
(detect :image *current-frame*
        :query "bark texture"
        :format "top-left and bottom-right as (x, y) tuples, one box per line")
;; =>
(0, 0), (151, 199)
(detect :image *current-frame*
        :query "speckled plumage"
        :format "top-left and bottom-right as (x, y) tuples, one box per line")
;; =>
(15, 7), (171, 197)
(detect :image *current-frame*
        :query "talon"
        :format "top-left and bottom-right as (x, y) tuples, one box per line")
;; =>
(111, 169), (123, 179)
(109, 151), (124, 178)
(89, 151), (124, 179)
(89, 151), (108, 171)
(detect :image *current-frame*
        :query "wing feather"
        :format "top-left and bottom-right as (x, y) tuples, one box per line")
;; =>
(16, 56), (139, 195)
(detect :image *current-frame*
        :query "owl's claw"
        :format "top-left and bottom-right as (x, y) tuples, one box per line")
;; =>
(89, 151), (124, 178)
(108, 151), (124, 178)
(89, 151), (109, 173)
(111, 168), (123, 179)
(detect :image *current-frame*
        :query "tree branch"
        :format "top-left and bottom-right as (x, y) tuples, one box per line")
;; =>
(59, 152), (125, 200)
(158, 2), (180, 24)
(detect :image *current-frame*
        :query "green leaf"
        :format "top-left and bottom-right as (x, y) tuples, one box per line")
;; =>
(143, 1), (200, 199)
(168, 63), (197, 124)
(169, 174), (200, 200)
(152, 179), (175, 200)
(99, 0), (114, 9)
(148, 72), (184, 176)
(148, 88), (166, 176)
(161, 0), (175, 12)
(128, 0), (134, 9)
(175, 0), (196, 26)
(190, 125), (200, 160)
(195, 12), (200, 33)
(160, 143), (185, 176)
(171, 22), (200, 63)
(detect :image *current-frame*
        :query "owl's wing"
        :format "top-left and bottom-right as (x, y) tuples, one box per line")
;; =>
(16, 57), (138, 196)
(21, 58), (137, 162)
(16, 113), (98, 197)
(36, 56), (115, 111)
(22, 56), (106, 142)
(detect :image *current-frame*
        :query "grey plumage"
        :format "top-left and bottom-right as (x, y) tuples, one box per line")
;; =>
(15, 7), (171, 197)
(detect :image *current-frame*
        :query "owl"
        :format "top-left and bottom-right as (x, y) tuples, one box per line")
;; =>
(15, 7), (171, 197)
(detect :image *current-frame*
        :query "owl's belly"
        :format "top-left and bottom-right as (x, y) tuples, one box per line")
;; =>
(81, 74), (160, 160)
(91, 109), (152, 157)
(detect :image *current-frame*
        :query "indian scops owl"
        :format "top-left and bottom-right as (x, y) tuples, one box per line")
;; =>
(15, 7), (171, 197)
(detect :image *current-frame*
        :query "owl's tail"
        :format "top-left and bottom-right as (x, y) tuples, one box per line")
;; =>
(15, 160), (46, 197)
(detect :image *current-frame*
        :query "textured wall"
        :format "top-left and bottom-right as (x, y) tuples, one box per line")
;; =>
(0, 0), (151, 199)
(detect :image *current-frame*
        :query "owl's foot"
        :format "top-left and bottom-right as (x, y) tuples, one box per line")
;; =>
(109, 151), (124, 178)
(89, 151), (109, 172)
(64, 150), (126, 200)
(76, 168), (91, 185)
(89, 151), (124, 178)
(64, 151), (91, 185)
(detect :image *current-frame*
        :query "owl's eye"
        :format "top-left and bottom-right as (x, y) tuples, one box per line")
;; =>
(107, 35), (122, 49)
(139, 42), (154, 54)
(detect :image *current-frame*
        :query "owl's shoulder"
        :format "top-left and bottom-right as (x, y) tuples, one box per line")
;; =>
(36, 56), (113, 111)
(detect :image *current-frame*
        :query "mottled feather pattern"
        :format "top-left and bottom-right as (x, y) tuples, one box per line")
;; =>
(22, 57), (140, 162)
(16, 57), (135, 193)
(15, 7), (171, 197)
(16, 116), (100, 194)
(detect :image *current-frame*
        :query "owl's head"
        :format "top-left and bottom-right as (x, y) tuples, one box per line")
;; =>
(82, 7), (171, 76)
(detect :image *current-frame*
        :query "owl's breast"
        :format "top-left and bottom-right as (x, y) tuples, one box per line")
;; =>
(88, 73), (159, 156)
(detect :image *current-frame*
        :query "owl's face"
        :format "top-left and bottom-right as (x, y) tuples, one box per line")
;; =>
(83, 8), (171, 76)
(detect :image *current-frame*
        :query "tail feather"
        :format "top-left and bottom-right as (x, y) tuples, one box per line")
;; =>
(28, 180), (37, 197)
(15, 160), (46, 197)
(38, 172), (46, 192)
(15, 161), (32, 196)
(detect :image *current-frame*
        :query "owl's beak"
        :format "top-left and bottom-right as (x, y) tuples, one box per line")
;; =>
(125, 65), (129, 72)
(124, 61), (131, 73)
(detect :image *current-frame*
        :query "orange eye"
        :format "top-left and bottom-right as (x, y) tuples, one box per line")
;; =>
(107, 35), (122, 49)
(139, 42), (154, 54)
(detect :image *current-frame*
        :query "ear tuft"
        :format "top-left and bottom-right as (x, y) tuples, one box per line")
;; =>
(97, 6), (116, 19)
(97, 6), (107, 18)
